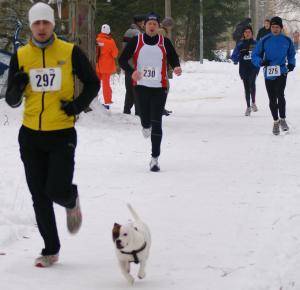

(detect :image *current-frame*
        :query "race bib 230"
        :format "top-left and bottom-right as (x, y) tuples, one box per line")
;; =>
(142, 66), (159, 80)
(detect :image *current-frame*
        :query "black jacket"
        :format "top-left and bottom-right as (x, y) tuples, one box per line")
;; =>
(231, 39), (259, 79)
(256, 27), (271, 41)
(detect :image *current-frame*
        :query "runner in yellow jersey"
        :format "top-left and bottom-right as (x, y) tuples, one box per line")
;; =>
(5, 2), (100, 267)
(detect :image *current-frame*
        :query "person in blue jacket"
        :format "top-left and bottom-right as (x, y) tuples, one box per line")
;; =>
(252, 16), (296, 135)
(231, 26), (259, 116)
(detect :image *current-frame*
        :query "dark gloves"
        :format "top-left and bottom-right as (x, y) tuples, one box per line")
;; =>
(61, 100), (80, 116)
(287, 63), (295, 72)
(5, 68), (29, 108)
(261, 59), (270, 67)
(14, 70), (29, 91)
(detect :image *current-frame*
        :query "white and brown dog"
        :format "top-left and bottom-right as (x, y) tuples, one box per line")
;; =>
(112, 204), (151, 285)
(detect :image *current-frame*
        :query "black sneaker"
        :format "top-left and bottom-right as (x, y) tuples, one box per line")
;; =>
(163, 109), (172, 116)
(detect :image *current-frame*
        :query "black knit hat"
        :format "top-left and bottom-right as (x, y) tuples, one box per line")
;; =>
(270, 16), (283, 28)
(144, 12), (160, 24)
(133, 14), (145, 23)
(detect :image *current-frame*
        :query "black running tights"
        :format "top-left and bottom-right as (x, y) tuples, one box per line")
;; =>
(135, 85), (167, 158)
(242, 71), (257, 107)
(265, 74), (287, 120)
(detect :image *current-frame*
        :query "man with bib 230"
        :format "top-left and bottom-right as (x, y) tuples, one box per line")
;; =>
(119, 12), (182, 172)
(252, 16), (295, 135)
(5, 2), (99, 267)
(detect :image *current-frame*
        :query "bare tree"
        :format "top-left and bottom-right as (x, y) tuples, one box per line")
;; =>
(270, 0), (300, 35)
(272, 0), (300, 22)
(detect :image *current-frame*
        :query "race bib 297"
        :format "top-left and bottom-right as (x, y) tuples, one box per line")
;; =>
(29, 68), (62, 92)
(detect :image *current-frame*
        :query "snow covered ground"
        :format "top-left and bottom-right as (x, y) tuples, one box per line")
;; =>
(0, 58), (300, 290)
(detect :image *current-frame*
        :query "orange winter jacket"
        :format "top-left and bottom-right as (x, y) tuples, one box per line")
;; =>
(96, 33), (118, 75)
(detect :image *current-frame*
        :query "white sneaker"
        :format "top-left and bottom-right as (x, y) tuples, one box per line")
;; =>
(251, 103), (258, 112)
(35, 254), (59, 268)
(279, 118), (289, 131)
(66, 196), (82, 234)
(150, 157), (160, 172)
(273, 120), (280, 135)
(142, 127), (151, 138)
(245, 107), (251, 116)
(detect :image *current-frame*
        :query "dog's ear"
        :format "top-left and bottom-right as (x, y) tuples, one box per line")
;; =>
(112, 223), (121, 241)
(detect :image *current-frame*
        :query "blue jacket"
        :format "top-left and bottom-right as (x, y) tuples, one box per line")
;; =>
(252, 33), (296, 80)
(231, 39), (259, 79)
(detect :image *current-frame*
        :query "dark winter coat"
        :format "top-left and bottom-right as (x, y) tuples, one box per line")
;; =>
(256, 27), (271, 41)
(231, 38), (259, 79)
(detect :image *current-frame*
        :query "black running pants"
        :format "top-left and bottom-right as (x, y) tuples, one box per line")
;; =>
(242, 71), (257, 107)
(135, 85), (167, 158)
(124, 71), (140, 115)
(18, 125), (78, 255)
(265, 74), (287, 121)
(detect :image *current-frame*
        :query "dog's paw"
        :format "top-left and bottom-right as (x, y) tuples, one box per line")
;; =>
(138, 271), (146, 279)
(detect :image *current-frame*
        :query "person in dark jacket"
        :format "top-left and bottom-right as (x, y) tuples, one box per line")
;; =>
(232, 18), (252, 43)
(122, 15), (145, 115)
(256, 19), (271, 41)
(252, 16), (296, 135)
(5, 2), (100, 267)
(231, 26), (259, 116)
(119, 12), (182, 172)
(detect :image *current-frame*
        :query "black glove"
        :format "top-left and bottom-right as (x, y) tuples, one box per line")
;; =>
(14, 70), (29, 91)
(287, 63), (295, 72)
(5, 68), (28, 108)
(61, 100), (79, 116)
(261, 59), (270, 67)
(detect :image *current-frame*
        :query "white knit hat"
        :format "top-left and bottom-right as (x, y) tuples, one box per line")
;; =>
(28, 2), (55, 27)
(101, 24), (111, 34)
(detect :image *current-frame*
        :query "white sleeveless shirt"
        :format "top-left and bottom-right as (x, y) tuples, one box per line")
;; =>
(133, 34), (167, 88)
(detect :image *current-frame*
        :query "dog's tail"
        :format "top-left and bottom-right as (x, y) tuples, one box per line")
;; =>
(127, 203), (140, 221)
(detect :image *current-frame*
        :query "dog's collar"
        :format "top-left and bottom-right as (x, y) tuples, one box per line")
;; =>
(120, 242), (147, 264)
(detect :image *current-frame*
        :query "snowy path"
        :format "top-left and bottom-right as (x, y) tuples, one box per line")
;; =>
(0, 60), (300, 290)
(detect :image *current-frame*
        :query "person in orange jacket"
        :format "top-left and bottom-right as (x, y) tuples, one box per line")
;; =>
(96, 24), (118, 109)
